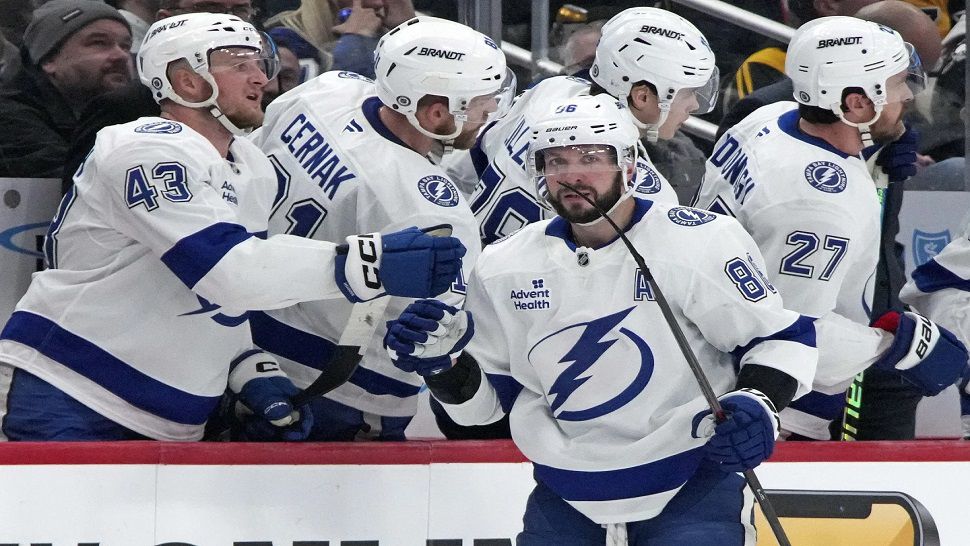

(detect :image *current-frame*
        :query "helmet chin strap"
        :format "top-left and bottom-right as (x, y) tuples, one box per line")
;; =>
(168, 72), (249, 136)
(836, 105), (884, 149)
(626, 100), (668, 143)
(407, 111), (461, 142)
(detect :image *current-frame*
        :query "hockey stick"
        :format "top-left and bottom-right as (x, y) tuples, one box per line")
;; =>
(291, 225), (455, 406)
(558, 182), (793, 546)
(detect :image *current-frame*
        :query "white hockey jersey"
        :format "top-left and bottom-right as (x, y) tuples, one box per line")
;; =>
(900, 215), (970, 346)
(442, 75), (679, 245)
(250, 71), (481, 418)
(442, 198), (817, 524)
(693, 101), (886, 439)
(0, 118), (346, 441)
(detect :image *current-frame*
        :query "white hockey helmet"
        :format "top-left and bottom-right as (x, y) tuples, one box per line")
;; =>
(528, 94), (640, 225)
(137, 13), (280, 135)
(589, 7), (718, 141)
(786, 16), (925, 142)
(374, 16), (516, 141)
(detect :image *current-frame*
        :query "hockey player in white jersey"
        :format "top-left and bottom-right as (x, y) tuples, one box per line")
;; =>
(899, 217), (970, 438)
(385, 94), (817, 545)
(693, 16), (967, 440)
(249, 16), (514, 440)
(444, 7), (718, 245)
(0, 13), (466, 441)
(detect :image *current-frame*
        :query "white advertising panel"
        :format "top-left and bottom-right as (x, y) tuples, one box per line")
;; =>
(0, 178), (61, 326)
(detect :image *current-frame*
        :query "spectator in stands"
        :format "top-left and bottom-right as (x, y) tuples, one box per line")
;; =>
(0, 0), (132, 179)
(0, 30), (20, 86)
(260, 34), (301, 108)
(263, 0), (415, 80)
(110, 0), (159, 52)
(62, 0), (260, 193)
(264, 25), (328, 84)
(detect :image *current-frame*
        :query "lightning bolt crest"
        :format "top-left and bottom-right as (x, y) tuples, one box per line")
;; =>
(431, 182), (449, 201)
(817, 167), (837, 186)
(548, 307), (636, 413)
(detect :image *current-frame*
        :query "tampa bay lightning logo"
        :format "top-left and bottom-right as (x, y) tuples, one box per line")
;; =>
(134, 121), (182, 134)
(804, 161), (847, 193)
(417, 175), (460, 207)
(634, 162), (663, 195)
(667, 207), (716, 226)
(528, 307), (654, 421)
(913, 229), (951, 266)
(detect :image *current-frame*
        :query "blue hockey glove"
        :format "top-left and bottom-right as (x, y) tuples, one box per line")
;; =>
(872, 311), (968, 396)
(229, 351), (313, 441)
(692, 388), (780, 473)
(335, 225), (466, 302)
(875, 127), (919, 183)
(384, 299), (475, 376)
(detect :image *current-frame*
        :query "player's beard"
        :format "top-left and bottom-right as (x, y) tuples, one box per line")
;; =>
(225, 105), (265, 131)
(869, 103), (908, 144)
(549, 173), (624, 224)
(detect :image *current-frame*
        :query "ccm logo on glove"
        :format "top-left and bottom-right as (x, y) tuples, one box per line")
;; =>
(355, 234), (381, 290)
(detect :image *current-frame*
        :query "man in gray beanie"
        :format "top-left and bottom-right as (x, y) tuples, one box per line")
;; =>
(0, 0), (132, 178)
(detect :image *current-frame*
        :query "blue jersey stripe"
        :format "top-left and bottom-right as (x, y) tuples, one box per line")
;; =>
(348, 365), (421, 398)
(731, 314), (817, 362)
(788, 389), (846, 420)
(1, 311), (220, 425)
(250, 311), (336, 370)
(161, 222), (253, 289)
(485, 372), (523, 413)
(912, 258), (970, 293)
(534, 446), (705, 502)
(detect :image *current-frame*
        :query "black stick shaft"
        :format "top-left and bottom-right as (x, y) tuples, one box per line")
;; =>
(558, 182), (792, 546)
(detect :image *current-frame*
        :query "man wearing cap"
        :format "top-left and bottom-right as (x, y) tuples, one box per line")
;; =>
(0, 0), (132, 179)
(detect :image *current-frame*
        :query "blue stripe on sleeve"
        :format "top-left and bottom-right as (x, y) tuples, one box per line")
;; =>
(534, 447), (705, 502)
(249, 311), (336, 370)
(912, 258), (970, 293)
(731, 314), (817, 362)
(787, 389), (846, 420)
(160, 222), (253, 289)
(1, 311), (220, 425)
(485, 372), (523, 413)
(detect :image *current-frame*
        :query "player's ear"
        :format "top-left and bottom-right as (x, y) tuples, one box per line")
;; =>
(841, 90), (873, 119)
(168, 62), (209, 103)
(627, 82), (657, 111)
(414, 95), (450, 132)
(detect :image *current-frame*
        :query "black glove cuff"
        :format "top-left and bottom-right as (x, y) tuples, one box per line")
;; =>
(425, 352), (482, 405)
(735, 364), (798, 411)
